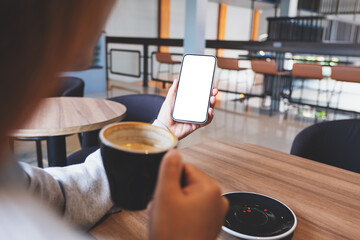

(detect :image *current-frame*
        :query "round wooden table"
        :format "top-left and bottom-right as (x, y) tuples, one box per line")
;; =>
(12, 97), (126, 167)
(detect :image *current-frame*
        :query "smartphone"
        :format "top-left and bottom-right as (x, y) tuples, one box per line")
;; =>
(172, 54), (216, 124)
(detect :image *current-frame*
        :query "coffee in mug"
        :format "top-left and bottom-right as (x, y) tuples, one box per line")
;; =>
(99, 122), (177, 210)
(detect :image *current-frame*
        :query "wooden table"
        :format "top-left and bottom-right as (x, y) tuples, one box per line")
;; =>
(12, 97), (126, 166)
(90, 142), (360, 240)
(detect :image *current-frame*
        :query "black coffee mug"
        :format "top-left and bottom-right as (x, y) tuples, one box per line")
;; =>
(99, 122), (178, 210)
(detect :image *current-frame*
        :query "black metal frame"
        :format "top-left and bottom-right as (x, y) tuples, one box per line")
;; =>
(109, 49), (141, 78)
(105, 37), (183, 87)
(319, 0), (360, 14)
(288, 98), (360, 116)
(267, 16), (326, 42)
(298, 0), (321, 12)
(298, 0), (360, 14)
(105, 37), (360, 115)
(105, 37), (360, 84)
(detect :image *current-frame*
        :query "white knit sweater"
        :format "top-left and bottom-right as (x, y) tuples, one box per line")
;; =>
(0, 120), (169, 239)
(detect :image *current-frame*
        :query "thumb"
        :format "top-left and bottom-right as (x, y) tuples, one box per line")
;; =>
(170, 78), (178, 95)
(155, 149), (183, 193)
(165, 78), (178, 103)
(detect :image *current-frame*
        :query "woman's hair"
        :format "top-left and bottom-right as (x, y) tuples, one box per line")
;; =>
(0, 0), (114, 143)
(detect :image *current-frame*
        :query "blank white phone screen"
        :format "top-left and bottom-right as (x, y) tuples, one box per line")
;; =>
(172, 55), (216, 123)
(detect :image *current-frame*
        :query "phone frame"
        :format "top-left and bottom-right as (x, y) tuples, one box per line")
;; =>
(171, 54), (217, 124)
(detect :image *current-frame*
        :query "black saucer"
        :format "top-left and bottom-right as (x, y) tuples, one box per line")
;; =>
(222, 192), (297, 240)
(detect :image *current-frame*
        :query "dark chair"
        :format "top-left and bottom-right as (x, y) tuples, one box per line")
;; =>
(68, 94), (166, 165)
(111, 94), (165, 123)
(54, 76), (85, 97)
(290, 119), (360, 173)
(12, 77), (84, 168)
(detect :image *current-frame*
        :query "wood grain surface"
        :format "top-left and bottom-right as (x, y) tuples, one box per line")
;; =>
(11, 97), (126, 137)
(90, 142), (360, 240)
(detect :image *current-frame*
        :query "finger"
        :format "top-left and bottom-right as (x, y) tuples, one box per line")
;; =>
(155, 149), (183, 193)
(146, 200), (153, 214)
(164, 78), (179, 105)
(182, 163), (210, 187)
(209, 96), (216, 108)
(221, 196), (230, 213)
(199, 108), (214, 128)
(212, 88), (218, 96)
(208, 107), (214, 117)
(169, 78), (179, 96)
(207, 108), (214, 124)
(183, 164), (222, 197)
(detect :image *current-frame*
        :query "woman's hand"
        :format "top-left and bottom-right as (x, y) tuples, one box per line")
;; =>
(157, 79), (218, 140)
(149, 149), (229, 240)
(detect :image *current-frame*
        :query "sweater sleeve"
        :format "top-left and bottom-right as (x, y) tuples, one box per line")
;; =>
(20, 149), (113, 230)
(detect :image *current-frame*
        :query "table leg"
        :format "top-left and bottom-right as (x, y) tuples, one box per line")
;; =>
(47, 136), (67, 167)
(270, 76), (276, 116)
(275, 76), (281, 111)
(270, 75), (282, 116)
(35, 140), (43, 168)
(81, 130), (101, 148)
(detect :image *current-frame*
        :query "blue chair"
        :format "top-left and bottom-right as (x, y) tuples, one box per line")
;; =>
(67, 94), (166, 165)
(54, 76), (85, 97)
(290, 119), (360, 173)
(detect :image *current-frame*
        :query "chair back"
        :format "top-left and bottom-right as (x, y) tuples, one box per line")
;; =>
(55, 77), (84, 97)
(331, 65), (360, 83)
(251, 60), (278, 75)
(80, 94), (165, 149)
(155, 52), (175, 64)
(109, 94), (165, 123)
(290, 119), (360, 173)
(217, 57), (240, 70)
(292, 63), (323, 79)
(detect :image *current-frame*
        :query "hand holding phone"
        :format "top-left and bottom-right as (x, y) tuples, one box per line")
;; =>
(172, 54), (216, 124)
(156, 54), (218, 140)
